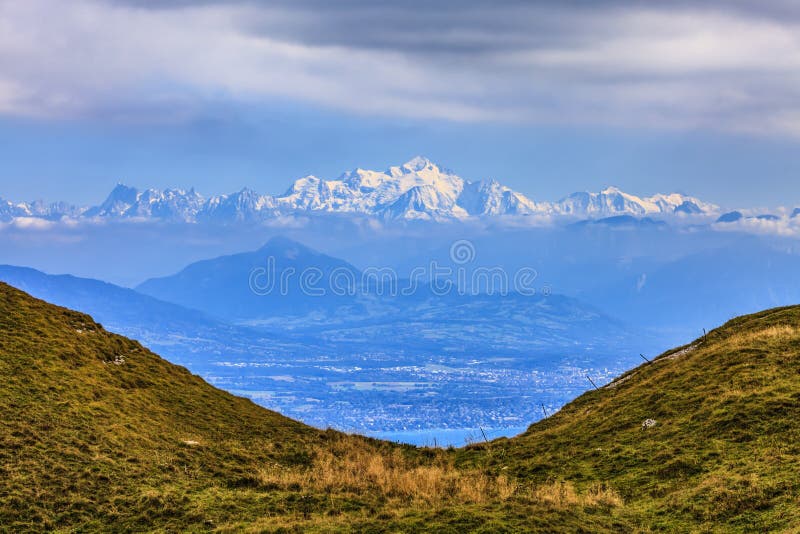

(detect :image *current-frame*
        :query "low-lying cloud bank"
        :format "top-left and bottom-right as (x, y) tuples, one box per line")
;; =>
(2, 210), (800, 240)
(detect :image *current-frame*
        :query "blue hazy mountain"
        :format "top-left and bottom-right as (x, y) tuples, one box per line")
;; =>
(0, 264), (214, 332)
(138, 233), (650, 351)
(134, 236), (646, 353)
(0, 253), (646, 357)
(137, 236), (364, 321)
(0, 264), (312, 366)
(713, 211), (782, 224)
(716, 211), (744, 223)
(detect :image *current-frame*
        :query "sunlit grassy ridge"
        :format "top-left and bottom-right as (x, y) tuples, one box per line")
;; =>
(458, 305), (800, 531)
(0, 283), (624, 532)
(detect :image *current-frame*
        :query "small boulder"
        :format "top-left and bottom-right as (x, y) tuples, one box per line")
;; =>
(641, 419), (657, 430)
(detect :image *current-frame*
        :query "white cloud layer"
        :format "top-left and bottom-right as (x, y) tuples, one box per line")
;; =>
(2, 0), (800, 135)
(714, 216), (800, 237)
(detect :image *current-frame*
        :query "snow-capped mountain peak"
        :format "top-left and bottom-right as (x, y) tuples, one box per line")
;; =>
(274, 156), (467, 217)
(396, 155), (441, 174)
(554, 186), (718, 218)
(84, 184), (206, 221)
(600, 185), (622, 194)
(381, 184), (467, 221)
(648, 192), (717, 215)
(457, 179), (540, 216)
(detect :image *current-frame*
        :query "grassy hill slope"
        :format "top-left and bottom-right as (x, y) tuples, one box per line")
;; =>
(0, 283), (623, 533)
(460, 305), (800, 532)
(0, 281), (330, 531)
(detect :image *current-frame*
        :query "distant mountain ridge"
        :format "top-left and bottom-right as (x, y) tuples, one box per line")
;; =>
(0, 198), (85, 221)
(0, 264), (304, 367)
(136, 236), (365, 320)
(135, 235), (640, 357)
(1, 156), (720, 223)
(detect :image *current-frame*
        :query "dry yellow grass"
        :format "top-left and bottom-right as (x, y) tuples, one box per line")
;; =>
(255, 445), (496, 505)
(726, 324), (798, 345)
(527, 480), (623, 508)
(253, 436), (620, 511)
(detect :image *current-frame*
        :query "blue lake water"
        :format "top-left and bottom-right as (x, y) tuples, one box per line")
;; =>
(364, 426), (529, 448)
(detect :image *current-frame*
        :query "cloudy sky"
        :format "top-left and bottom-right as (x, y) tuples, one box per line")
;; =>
(2, 0), (800, 206)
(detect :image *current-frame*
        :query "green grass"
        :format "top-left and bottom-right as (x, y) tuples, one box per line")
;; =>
(457, 307), (800, 531)
(2, 281), (800, 532)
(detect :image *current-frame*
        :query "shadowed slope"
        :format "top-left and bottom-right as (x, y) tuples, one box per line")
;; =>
(0, 281), (329, 530)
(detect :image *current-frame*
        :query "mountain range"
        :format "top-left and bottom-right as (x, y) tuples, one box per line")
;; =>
(0, 239), (644, 358)
(1, 156), (722, 223)
(134, 236), (642, 354)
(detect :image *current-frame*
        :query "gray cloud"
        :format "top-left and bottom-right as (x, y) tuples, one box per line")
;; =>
(2, 0), (800, 136)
